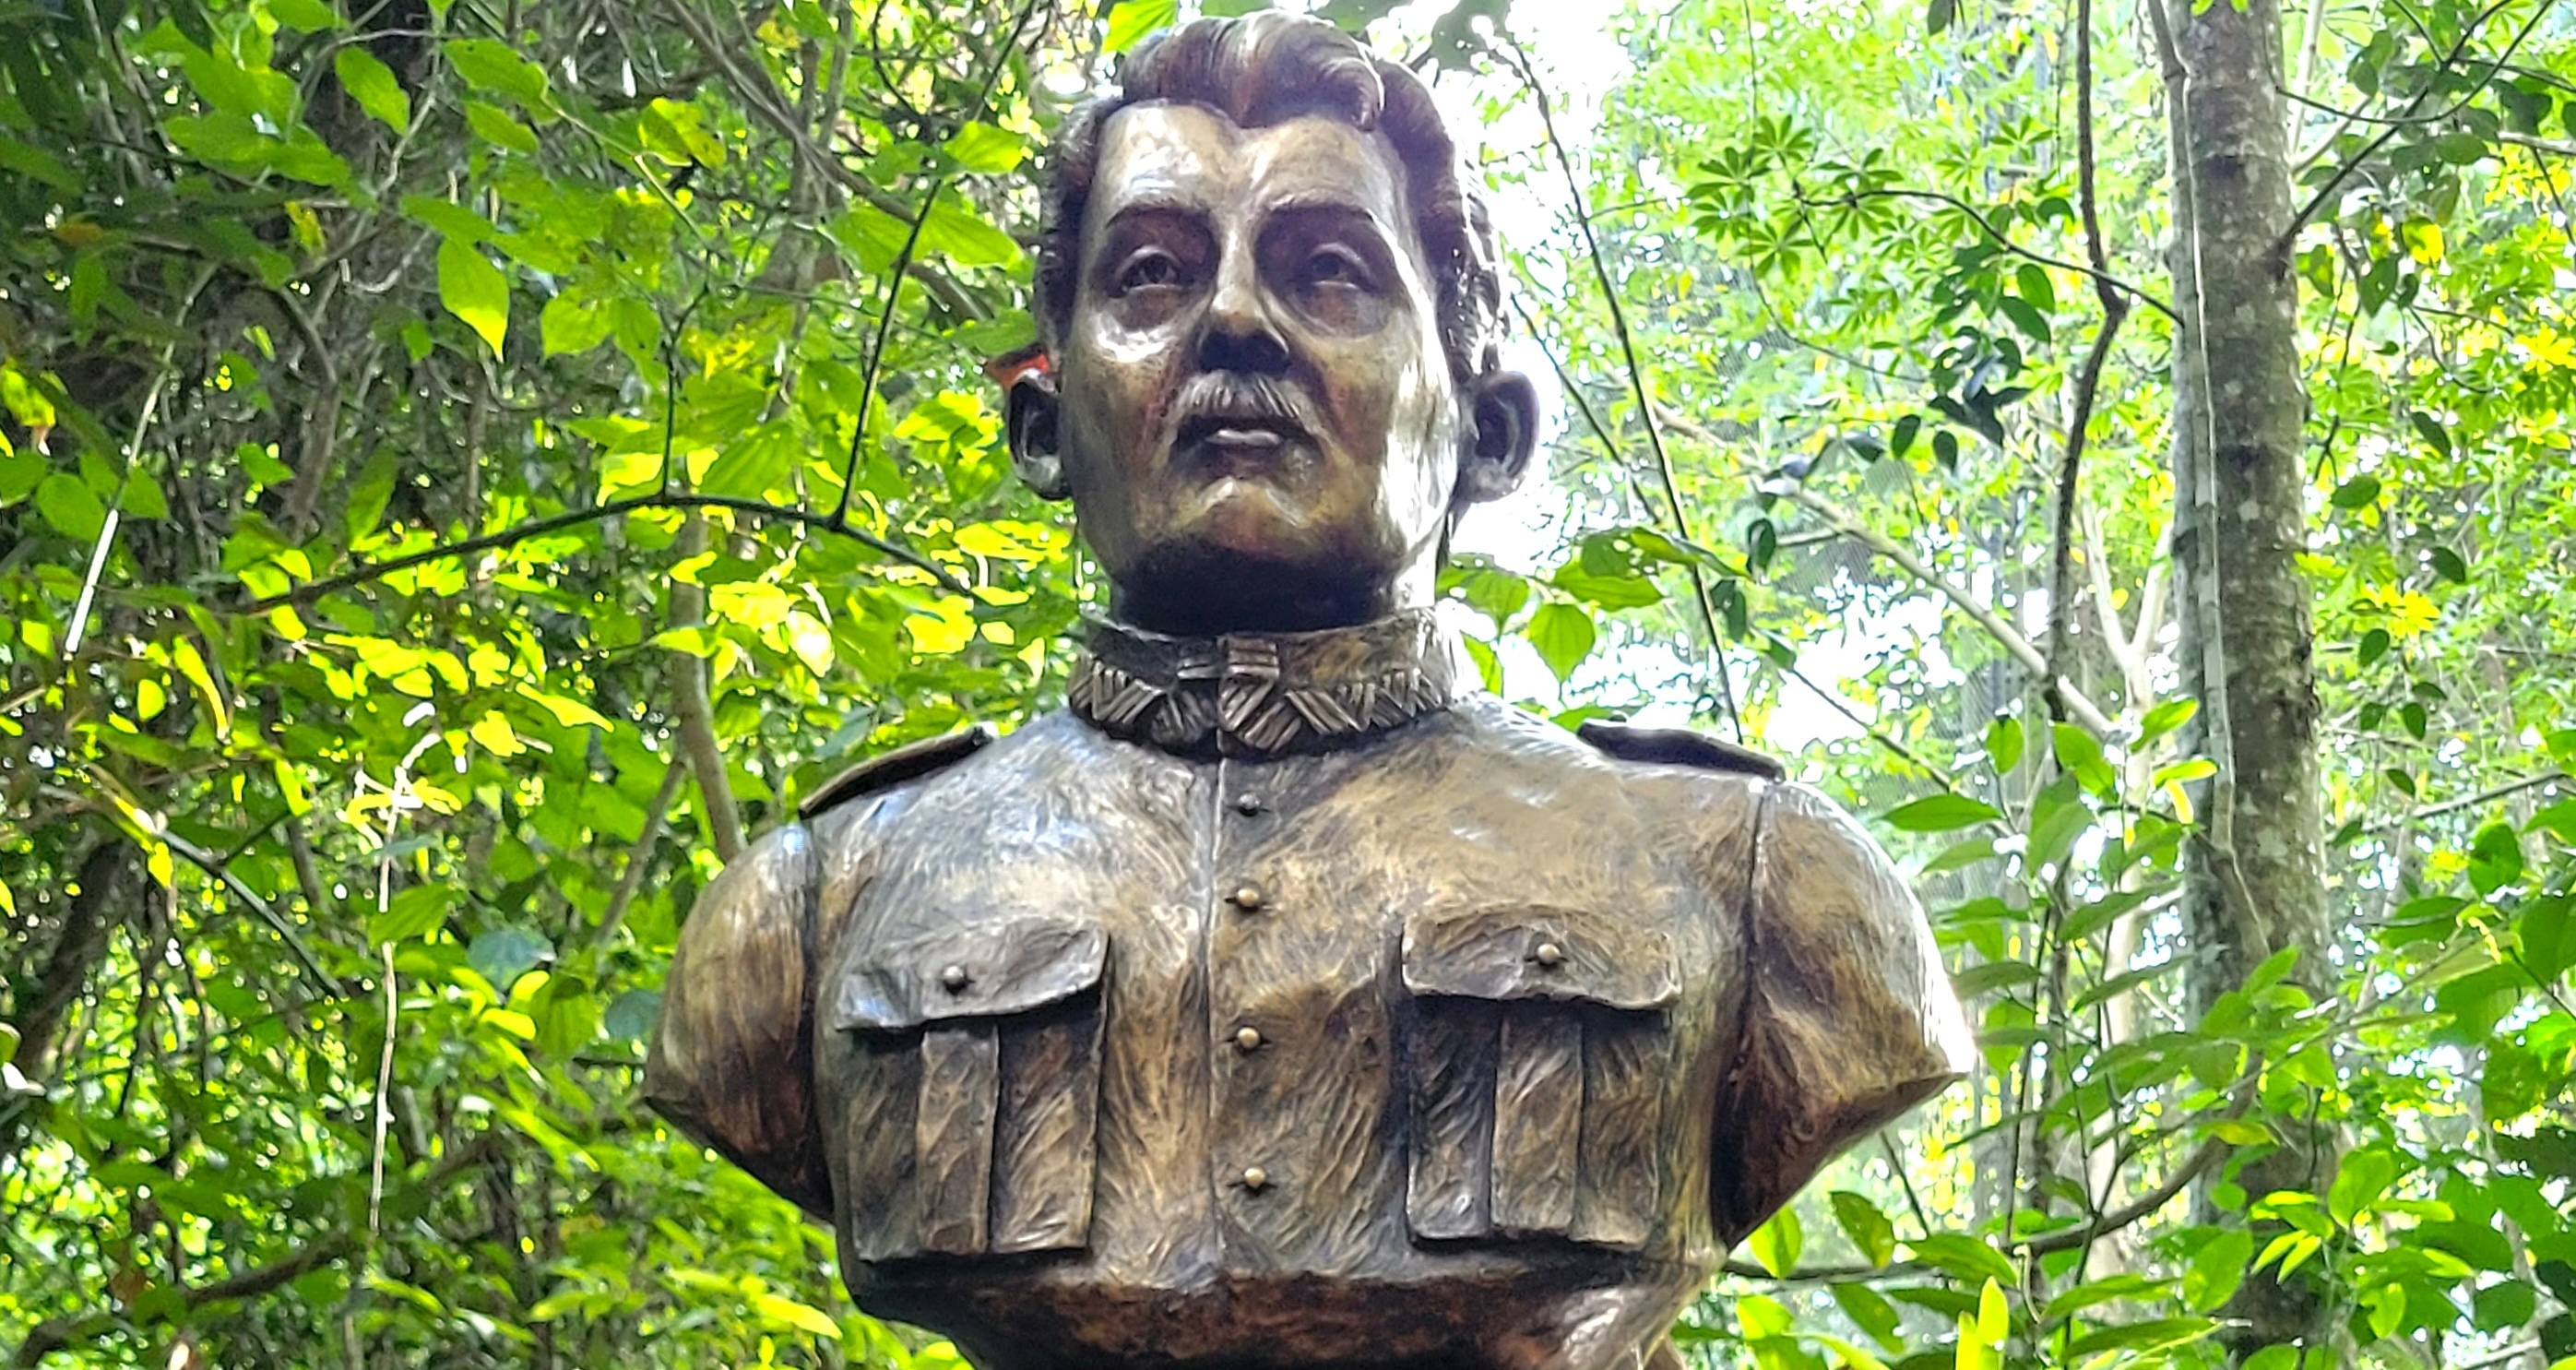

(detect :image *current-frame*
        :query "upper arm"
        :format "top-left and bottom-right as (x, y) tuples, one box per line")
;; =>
(644, 822), (832, 1217)
(1709, 782), (1974, 1245)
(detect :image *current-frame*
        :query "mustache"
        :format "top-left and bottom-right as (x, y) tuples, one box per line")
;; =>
(1162, 371), (1324, 447)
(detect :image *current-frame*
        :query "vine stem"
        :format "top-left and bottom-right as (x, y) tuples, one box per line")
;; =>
(244, 491), (970, 612)
(1493, 32), (1742, 742)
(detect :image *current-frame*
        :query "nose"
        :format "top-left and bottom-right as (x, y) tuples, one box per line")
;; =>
(1196, 254), (1290, 375)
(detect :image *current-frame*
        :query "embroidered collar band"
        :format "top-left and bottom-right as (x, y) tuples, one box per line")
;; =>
(1067, 610), (1469, 757)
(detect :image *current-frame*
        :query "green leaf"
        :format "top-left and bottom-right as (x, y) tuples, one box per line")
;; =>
(918, 196), (1023, 268)
(2471, 819), (2525, 896)
(266, 0), (341, 30)
(0, 135), (81, 194)
(2356, 627), (2391, 667)
(540, 291), (611, 357)
(1882, 793), (2002, 832)
(1747, 1204), (1801, 1277)
(34, 472), (105, 541)
(437, 238), (509, 355)
(752, 1293), (841, 1339)
(942, 121), (1028, 173)
(1830, 1282), (1903, 1352)
(1926, 0), (1956, 32)
(445, 38), (550, 113)
(468, 927), (553, 990)
(334, 47), (410, 131)
(1552, 563), (1663, 610)
(2329, 473), (2381, 509)
(2053, 721), (2117, 796)
(2014, 262), (2055, 314)
(2136, 697), (2197, 745)
(1829, 1190), (1895, 1268)
(2327, 1147), (2399, 1226)
(2428, 546), (2468, 584)
(120, 469), (169, 520)
(368, 884), (451, 943)
(1525, 603), (1597, 684)
(2182, 1226), (2254, 1312)
(1985, 714), (2024, 773)
(466, 101), (539, 154)
(1907, 1233), (2016, 1284)
(1105, 0), (1180, 52)
(401, 194), (495, 243)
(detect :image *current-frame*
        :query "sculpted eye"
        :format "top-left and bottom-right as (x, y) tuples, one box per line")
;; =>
(1299, 247), (1372, 291)
(1116, 249), (1187, 294)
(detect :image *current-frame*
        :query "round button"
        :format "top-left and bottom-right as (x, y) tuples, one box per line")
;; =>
(1228, 885), (1264, 911)
(939, 964), (971, 993)
(1234, 793), (1266, 816)
(1234, 1026), (1264, 1053)
(1241, 1166), (1270, 1192)
(1533, 941), (1565, 968)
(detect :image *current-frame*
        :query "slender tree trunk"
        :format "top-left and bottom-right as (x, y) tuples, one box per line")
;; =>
(1, 841), (139, 1168)
(2158, 0), (2338, 1361)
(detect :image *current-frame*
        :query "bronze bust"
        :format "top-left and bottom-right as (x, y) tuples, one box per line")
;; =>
(647, 16), (1971, 1370)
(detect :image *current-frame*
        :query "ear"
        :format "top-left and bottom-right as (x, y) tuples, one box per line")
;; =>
(1452, 370), (1539, 506)
(1005, 371), (1070, 502)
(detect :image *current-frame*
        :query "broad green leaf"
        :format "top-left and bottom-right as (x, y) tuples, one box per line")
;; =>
(334, 47), (410, 131)
(2181, 1225), (2253, 1312)
(34, 471), (105, 541)
(1747, 1204), (1801, 1277)
(943, 121), (1028, 173)
(369, 884), (451, 943)
(437, 238), (509, 354)
(1883, 793), (2002, 832)
(1105, 0), (1179, 52)
(2135, 697), (2196, 745)
(753, 1293), (841, 1339)
(445, 39), (550, 113)
(2330, 473), (2381, 509)
(465, 101), (539, 154)
(540, 291), (612, 356)
(1525, 602), (1596, 684)
(1828, 1190), (1895, 1267)
(918, 196), (1023, 268)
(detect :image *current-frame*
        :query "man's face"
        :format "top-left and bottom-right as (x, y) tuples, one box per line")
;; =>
(1052, 102), (1464, 633)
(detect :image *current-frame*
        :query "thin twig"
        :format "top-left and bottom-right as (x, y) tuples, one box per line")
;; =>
(245, 491), (969, 610)
(2044, 0), (2135, 724)
(1803, 187), (2179, 323)
(1775, 483), (2122, 739)
(1495, 33), (1741, 741)
(2276, 0), (2538, 252)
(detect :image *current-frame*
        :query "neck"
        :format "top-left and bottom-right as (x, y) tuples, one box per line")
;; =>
(1106, 566), (1435, 638)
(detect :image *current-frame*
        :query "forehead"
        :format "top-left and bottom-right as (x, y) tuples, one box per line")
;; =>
(1083, 101), (1415, 246)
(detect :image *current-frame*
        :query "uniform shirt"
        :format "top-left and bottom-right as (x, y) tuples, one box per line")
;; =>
(647, 611), (1973, 1370)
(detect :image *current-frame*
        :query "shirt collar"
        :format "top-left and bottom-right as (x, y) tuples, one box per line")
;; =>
(1066, 608), (1470, 758)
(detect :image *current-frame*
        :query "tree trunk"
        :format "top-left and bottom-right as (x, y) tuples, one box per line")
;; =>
(1, 841), (139, 1167)
(2158, 0), (2337, 1362)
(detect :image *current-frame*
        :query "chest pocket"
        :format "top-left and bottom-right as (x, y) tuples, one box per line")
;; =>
(829, 915), (1107, 1261)
(1401, 906), (1677, 1252)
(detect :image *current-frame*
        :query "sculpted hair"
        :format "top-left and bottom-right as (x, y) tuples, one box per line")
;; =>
(1035, 13), (1505, 385)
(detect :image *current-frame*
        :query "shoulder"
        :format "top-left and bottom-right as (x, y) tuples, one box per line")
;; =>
(798, 723), (998, 822)
(1573, 717), (1787, 781)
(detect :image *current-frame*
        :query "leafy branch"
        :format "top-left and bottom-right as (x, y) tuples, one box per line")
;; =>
(243, 491), (973, 612)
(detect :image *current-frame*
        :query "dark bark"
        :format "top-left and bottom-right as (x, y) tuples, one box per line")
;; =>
(1, 840), (141, 1168)
(2158, 0), (2337, 1361)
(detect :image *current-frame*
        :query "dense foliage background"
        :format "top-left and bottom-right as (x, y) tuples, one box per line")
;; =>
(1, 0), (2570, 1366)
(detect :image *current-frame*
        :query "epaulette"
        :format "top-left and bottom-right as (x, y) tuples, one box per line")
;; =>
(798, 724), (996, 821)
(1576, 718), (1787, 781)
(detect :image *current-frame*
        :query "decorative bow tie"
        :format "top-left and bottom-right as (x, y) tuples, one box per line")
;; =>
(1067, 609), (1469, 757)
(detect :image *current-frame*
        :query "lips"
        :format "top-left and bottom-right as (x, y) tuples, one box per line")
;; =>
(1180, 413), (1303, 451)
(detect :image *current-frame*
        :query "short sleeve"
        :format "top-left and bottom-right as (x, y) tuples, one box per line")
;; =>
(644, 823), (831, 1217)
(1708, 782), (1974, 1246)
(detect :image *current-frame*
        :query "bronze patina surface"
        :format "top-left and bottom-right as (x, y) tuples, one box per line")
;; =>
(647, 17), (1972, 1370)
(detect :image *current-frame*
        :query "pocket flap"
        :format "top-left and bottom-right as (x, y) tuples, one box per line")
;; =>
(1401, 905), (1678, 1011)
(830, 916), (1108, 1031)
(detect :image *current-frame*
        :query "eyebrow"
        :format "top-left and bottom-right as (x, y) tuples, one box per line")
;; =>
(1098, 196), (1212, 233)
(1259, 193), (1390, 231)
